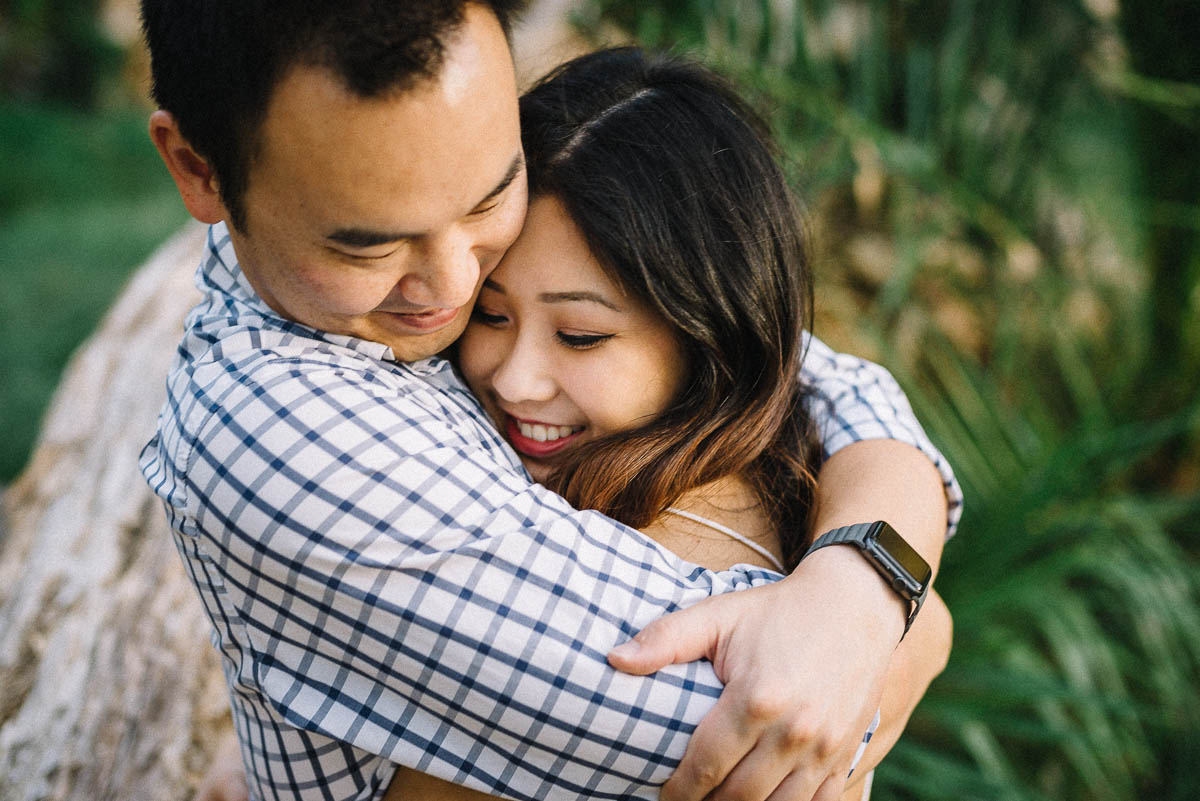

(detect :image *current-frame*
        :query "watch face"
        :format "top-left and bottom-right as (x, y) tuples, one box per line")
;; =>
(873, 522), (932, 587)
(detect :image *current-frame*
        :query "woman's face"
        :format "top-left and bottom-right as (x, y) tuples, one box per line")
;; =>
(458, 195), (685, 482)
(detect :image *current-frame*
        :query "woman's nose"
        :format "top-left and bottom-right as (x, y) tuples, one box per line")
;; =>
(489, 337), (557, 404)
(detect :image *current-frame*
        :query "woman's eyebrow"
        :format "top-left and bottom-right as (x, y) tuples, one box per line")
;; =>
(481, 279), (623, 311)
(537, 290), (623, 312)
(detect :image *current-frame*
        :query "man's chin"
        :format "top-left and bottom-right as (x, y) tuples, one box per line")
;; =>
(375, 315), (470, 363)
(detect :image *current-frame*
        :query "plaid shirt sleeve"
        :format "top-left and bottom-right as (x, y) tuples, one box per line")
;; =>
(801, 332), (963, 538)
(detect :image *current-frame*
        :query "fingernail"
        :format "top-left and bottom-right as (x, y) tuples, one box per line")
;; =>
(609, 639), (642, 660)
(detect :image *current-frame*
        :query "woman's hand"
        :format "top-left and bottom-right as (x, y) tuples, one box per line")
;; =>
(194, 729), (249, 801)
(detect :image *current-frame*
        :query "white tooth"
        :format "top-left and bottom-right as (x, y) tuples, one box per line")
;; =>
(532, 424), (548, 442)
(558, 426), (575, 439)
(545, 427), (560, 441)
(519, 422), (533, 438)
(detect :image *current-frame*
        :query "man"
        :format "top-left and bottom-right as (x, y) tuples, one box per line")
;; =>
(139, 2), (960, 800)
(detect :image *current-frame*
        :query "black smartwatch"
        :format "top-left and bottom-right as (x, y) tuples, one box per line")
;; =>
(802, 521), (931, 638)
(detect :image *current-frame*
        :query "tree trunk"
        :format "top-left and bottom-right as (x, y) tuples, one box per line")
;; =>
(0, 222), (231, 801)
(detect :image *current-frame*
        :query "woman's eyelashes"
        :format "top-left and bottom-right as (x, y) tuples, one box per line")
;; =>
(470, 200), (501, 217)
(471, 307), (508, 325)
(470, 307), (615, 350)
(555, 331), (614, 349)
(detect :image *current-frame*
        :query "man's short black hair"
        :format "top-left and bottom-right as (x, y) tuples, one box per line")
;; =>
(141, 0), (526, 231)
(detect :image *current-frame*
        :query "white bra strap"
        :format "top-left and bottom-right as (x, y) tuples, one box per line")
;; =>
(663, 507), (785, 572)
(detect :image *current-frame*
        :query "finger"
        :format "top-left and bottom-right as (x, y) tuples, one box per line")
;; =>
(704, 740), (818, 801)
(197, 729), (250, 801)
(806, 732), (867, 801)
(709, 695), (850, 801)
(766, 769), (846, 801)
(608, 597), (731, 675)
(806, 771), (848, 801)
(660, 692), (756, 801)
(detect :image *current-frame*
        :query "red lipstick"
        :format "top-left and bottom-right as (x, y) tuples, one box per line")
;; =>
(504, 416), (585, 459)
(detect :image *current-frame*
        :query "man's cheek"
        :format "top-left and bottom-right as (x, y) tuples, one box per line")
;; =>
(484, 197), (529, 270)
(303, 273), (391, 317)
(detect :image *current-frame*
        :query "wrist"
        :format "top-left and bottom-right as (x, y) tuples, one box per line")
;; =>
(801, 521), (930, 642)
(787, 547), (908, 643)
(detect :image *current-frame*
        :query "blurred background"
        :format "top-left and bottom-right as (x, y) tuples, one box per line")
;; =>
(1, 0), (1197, 798)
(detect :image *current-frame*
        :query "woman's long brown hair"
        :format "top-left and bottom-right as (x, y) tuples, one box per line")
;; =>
(520, 48), (824, 570)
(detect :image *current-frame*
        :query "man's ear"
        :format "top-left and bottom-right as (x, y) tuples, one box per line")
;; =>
(149, 110), (227, 224)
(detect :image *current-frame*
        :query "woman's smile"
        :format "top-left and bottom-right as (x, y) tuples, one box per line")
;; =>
(457, 195), (686, 482)
(504, 415), (586, 460)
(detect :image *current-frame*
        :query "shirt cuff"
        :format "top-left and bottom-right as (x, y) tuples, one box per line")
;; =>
(801, 333), (963, 540)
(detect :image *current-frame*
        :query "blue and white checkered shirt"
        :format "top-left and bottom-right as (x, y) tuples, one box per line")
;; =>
(141, 223), (960, 800)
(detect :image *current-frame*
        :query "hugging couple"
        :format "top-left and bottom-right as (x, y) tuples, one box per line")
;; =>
(139, 2), (961, 801)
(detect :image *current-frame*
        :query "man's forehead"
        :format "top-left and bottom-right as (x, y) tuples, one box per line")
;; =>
(246, 5), (521, 228)
(323, 151), (525, 246)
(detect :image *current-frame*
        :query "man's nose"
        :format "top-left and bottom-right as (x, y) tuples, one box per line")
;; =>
(398, 231), (479, 309)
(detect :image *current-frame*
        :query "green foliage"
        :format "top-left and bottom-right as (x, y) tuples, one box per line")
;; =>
(0, 100), (190, 482)
(588, 0), (1200, 797)
(0, 0), (123, 107)
(889, 336), (1200, 800)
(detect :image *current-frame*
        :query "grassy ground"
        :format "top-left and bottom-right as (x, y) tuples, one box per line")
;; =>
(0, 101), (190, 482)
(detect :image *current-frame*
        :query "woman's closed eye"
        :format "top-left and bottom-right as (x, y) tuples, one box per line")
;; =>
(471, 308), (508, 326)
(556, 331), (614, 349)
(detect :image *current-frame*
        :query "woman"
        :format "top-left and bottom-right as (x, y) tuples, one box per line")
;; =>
(456, 47), (821, 574)
(199, 47), (950, 801)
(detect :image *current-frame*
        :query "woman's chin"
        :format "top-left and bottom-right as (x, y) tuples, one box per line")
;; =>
(521, 458), (554, 484)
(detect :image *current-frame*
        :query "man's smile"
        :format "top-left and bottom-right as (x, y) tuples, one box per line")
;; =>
(375, 306), (462, 333)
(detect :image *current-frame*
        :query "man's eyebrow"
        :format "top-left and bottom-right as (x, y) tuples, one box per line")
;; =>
(483, 279), (623, 312)
(325, 154), (525, 250)
(325, 227), (412, 248)
(477, 152), (525, 207)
